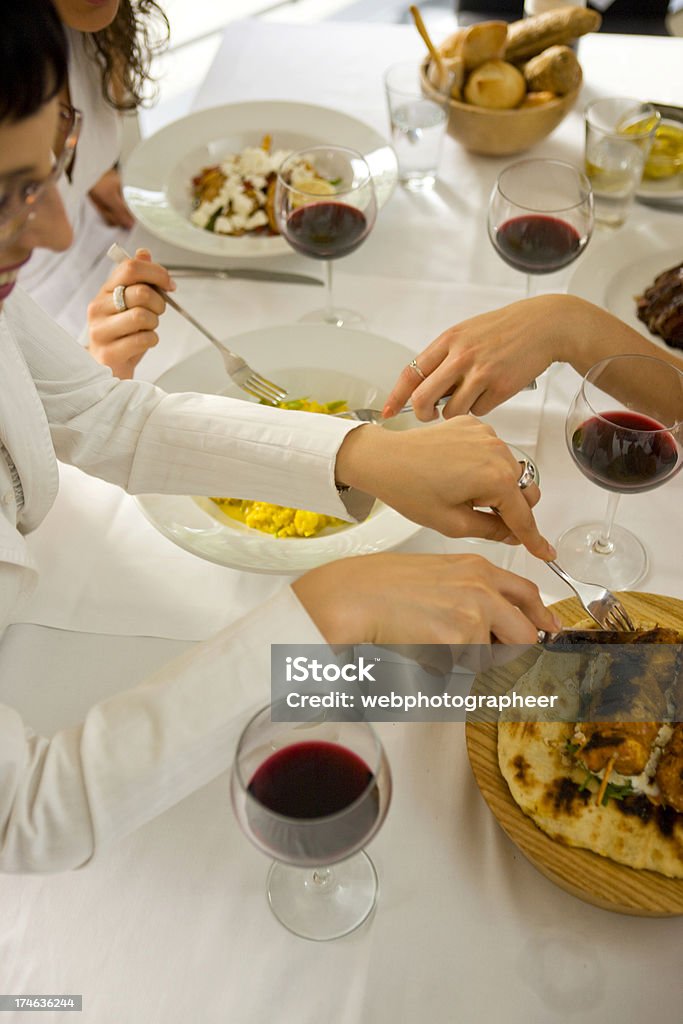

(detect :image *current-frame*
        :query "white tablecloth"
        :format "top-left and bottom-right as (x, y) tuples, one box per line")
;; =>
(2, 19), (683, 1024)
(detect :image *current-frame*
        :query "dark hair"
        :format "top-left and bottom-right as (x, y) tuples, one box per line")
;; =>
(87, 0), (170, 111)
(0, 1), (68, 122)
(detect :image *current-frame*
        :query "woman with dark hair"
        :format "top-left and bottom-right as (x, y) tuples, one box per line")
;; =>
(0, 0), (558, 872)
(19, 1), (171, 379)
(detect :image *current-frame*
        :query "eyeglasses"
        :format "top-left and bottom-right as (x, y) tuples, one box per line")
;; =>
(0, 104), (82, 243)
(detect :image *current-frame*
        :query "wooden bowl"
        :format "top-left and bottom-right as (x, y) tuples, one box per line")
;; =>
(420, 58), (581, 157)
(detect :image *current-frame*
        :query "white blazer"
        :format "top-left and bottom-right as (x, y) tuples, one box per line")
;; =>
(0, 289), (369, 872)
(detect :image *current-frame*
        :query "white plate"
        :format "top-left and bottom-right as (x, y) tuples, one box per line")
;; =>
(567, 220), (683, 350)
(138, 325), (422, 574)
(123, 101), (398, 258)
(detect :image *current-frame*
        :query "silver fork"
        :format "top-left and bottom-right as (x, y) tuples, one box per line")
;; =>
(545, 560), (636, 631)
(107, 244), (287, 406)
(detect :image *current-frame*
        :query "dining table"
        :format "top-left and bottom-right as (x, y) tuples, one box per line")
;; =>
(1, 16), (682, 1024)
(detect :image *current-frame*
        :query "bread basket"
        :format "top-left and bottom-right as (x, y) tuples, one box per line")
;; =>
(420, 57), (581, 157)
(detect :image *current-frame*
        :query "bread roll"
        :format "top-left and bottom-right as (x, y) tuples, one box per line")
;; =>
(427, 54), (465, 96)
(523, 45), (581, 96)
(520, 90), (557, 108)
(438, 28), (466, 60)
(505, 6), (601, 61)
(464, 60), (526, 110)
(460, 21), (508, 70)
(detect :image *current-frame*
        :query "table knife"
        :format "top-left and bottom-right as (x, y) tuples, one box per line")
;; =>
(164, 264), (323, 286)
(537, 628), (682, 645)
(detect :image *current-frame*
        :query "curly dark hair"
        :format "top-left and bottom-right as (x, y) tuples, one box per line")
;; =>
(0, 0), (67, 122)
(86, 0), (170, 111)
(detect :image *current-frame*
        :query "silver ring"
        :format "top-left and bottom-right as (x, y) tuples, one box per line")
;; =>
(112, 284), (128, 313)
(409, 358), (426, 382)
(516, 459), (537, 490)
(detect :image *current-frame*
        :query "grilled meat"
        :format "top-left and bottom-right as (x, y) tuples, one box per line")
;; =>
(636, 262), (683, 350)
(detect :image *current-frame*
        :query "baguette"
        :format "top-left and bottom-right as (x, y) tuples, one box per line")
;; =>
(523, 45), (581, 96)
(505, 6), (601, 62)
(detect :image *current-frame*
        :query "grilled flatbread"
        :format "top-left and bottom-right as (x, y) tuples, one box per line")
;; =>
(497, 632), (683, 879)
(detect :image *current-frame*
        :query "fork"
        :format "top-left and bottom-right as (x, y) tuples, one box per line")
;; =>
(544, 560), (636, 631)
(107, 244), (287, 406)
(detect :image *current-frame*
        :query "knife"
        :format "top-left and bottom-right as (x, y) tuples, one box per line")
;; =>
(164, 264), (323, 287)
(537, 628), (682, 645)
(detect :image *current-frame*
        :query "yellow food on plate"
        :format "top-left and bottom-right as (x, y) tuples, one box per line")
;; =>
(210, 398), (350, 538)
(211, 499), (346, 539)
(644, 121), (683, 180)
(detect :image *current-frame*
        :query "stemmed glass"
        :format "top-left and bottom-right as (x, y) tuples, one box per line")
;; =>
(557, 354), (683, 590)
(231, 704), (392, 941)
(274, 145), (377, 327)
(488, 158), (594, 297)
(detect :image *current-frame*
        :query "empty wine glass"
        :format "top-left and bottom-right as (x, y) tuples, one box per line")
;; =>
(275, 145), (377, 327)
(557, 354), (683, 589)
(231, 703), (391, 941)
(488, 158), (594, 297)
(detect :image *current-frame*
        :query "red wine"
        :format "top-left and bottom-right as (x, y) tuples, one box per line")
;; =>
(284, 202), (369, 260)
(493, 215), (583, 274)
(247, 741), (379, 864)
(571, 410), (679, 493)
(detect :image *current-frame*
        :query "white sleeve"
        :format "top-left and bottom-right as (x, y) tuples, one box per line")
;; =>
(0, 586), (325, 874)
(9, 289), (373, 521)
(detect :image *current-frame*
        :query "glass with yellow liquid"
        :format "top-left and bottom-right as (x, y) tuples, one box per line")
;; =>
(584, 98), (660, 226)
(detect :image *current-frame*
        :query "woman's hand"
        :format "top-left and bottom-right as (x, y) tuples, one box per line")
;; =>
(335, 414), (555, 560)
(88, 167), (135, 229)
(383, 295), (567, 421)
(293, 552), (562, 647)
(87, 249), (175, 379)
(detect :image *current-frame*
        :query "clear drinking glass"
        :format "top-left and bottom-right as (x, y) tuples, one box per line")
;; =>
(231, 704), (392, 941)
(274, 145), (377, 328)
(584, 97), (660, 227)
(488, 158), (594, 297)
(557, 354), (683, 589)
(384, 61), (448, 191)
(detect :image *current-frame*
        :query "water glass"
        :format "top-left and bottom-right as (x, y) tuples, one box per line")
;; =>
(384, 61), (447, 191)
(584, 97), (660, 227)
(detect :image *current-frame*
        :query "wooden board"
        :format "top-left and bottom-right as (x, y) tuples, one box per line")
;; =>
(466, 591), (683, 917)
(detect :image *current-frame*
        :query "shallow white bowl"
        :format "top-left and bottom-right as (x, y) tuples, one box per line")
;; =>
(139, 324), (423, 574)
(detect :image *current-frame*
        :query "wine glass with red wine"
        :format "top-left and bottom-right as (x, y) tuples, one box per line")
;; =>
(231, 703), (391, 941)
(488, 159), (594, 297)
(557, 354), (683, 589)
(275, 145), (377, 327)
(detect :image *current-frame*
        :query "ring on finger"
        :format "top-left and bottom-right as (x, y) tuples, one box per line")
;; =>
(112, 284), (128, 313)
(409, 358), (427, 382)
(516, 459), (537, 490)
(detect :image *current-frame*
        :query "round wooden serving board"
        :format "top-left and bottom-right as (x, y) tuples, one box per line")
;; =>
(466, 591), (683, 917)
